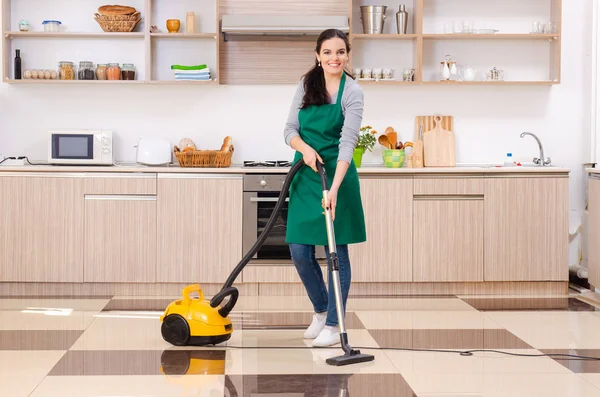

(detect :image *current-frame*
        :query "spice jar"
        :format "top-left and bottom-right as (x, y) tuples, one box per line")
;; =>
(58, 61), (75, 80)
(107, 63), (121, 80)
(96, 64), (107, 80)
(78, 61), (95, 80)
(121, 63), (136, 80)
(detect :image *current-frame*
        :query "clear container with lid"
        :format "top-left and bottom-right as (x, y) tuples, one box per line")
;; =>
(43, 20), (61, 32)
(58, 61), (75, 80)
(107, 63), (121, 80)
(121, 63), (136, 80)
(96, 64), (107, 80)
(78, 61), (95, 80)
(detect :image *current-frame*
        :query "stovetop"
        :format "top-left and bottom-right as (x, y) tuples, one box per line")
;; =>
(243, 160), (292, 168)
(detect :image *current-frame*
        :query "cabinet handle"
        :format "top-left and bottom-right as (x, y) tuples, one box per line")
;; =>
(413, 195), (484, 201)
(250, 197), (289, 202)
(84, 195), (156, 201)
(157, 174), (242, 179)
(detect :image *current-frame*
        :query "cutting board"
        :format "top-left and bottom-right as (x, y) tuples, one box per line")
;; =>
(415, 115), (453, 139)
(422, 115), (456, 167)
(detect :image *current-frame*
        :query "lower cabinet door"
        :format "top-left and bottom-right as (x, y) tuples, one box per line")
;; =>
(588, 177), (600, 288)
(413, 197), (484, 282)
(84, 195), (157, 282)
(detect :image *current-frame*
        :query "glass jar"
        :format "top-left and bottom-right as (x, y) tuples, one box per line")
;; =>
(121, 63), (136, 80)
(95, 64), (107, 80)
(78, 61), (94, 80)
(107, 63), (121, 80)
(58, 61), (75, 80)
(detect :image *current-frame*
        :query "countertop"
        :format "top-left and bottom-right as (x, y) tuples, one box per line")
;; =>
(0, 162), (571, 175)
(587, 167), (600, 175)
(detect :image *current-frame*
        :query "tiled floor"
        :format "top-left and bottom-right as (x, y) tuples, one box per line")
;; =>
(3, 293), (600, 396)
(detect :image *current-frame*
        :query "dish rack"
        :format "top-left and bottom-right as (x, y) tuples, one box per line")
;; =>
(174, 146), (234, 168)
(94, 12), (142, 32)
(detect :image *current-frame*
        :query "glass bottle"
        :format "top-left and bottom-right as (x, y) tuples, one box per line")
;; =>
(58, 61), (75, 80)
(121, 63), (136, 80)
(107, 63), (121, 80)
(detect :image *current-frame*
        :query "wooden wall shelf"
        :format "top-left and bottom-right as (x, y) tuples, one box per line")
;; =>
(1, 0), (561, 85)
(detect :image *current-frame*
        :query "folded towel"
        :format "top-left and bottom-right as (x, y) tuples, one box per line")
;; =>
(172, 69), (210, 75)
(171, 64), (207, 70)
(175, 75), (211, 81)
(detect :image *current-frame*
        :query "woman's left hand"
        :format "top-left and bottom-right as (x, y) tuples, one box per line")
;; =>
(322, 187), (338, 221)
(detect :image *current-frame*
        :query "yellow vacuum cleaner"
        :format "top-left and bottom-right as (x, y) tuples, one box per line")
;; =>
(160, 159), (375, 366)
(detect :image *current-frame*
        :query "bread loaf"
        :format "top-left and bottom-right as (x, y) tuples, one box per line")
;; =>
(220, 136), (232, 152)
(98, 5), (137, 15)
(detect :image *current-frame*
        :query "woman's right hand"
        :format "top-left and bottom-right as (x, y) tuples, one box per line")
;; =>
(301, 146), (323, 173)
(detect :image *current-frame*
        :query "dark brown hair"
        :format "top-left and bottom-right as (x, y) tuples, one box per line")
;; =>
(300, 29), (353, 109)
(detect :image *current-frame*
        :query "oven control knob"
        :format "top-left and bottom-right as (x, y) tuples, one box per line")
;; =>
(102, 137), (111, 146)
(260, 180), (267, 187)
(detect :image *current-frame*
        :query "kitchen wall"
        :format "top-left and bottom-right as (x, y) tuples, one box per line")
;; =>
(0, 1), (595, 267)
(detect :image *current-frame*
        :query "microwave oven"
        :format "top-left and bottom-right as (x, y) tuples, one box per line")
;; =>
(48, 130), (113, 165)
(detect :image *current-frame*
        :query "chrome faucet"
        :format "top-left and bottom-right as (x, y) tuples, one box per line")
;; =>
(520, 132), (551, 166)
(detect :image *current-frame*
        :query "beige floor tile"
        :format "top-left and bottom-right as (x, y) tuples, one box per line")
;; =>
(239, 329), (379, 348)
(225, 347), (396, 375)
(70, 314), (242, 350)
(402, 373), (600, 397)
(355, 310), (503, 330)
(0, 351), (66, 397)
(579, 374), (600, 390)
(0, 310), (97, 330)
(348, 298), (477, 311)
(384, 349), (572, 375)
(484, 312), (600, 349)
(0, 298), (110, 311)
(29, 375), (225, 397)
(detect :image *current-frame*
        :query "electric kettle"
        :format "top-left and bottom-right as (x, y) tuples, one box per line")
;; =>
(135, 138), (172, 166)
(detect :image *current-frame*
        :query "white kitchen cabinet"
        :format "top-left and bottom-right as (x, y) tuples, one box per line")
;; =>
(0, 173), (84, 282)
(348, 175), (413, 282)
(156, 174), (243, 283)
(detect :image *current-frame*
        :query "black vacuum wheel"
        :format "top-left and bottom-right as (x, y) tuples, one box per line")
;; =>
(161, 314), (190, 346)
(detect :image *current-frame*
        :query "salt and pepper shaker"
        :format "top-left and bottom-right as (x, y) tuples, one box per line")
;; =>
(396, 5), (408, 34)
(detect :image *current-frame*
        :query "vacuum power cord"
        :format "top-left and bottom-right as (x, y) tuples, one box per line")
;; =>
(216, 344), (600, 361)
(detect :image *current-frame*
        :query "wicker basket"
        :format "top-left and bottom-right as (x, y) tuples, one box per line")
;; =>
(94, 12), (141, 32)
(175, 145), (234, 168)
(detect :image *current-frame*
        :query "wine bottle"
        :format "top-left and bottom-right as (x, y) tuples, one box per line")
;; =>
(14, 49), (21, 79)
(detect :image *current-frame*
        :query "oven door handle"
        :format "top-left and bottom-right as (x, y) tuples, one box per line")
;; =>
(250, 197), (289, 202)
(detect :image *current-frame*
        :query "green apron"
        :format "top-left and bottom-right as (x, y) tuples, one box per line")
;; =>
(285, 72), (367, 246)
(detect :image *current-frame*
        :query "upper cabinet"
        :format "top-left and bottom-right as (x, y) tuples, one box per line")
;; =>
(2, 0), (561, 85)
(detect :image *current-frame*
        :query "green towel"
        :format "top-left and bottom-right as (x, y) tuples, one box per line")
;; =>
(170, 64), (207, 70)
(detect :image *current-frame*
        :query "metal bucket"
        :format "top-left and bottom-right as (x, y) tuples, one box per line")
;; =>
(360, 5), (387, 34)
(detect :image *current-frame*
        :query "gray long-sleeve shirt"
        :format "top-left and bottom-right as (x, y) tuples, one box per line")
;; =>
(283, 75), (364, 164)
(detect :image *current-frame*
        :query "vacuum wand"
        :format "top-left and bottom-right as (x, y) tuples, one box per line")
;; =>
(315, 162), (375, 367)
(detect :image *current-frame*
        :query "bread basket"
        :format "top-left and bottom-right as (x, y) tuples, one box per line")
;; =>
(94, 11), (141, 32)
(174, 145), (234, 168)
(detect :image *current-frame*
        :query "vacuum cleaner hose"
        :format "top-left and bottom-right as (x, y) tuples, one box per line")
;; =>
(209, 158), (310, 314)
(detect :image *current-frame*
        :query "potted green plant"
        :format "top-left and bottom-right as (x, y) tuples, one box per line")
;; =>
(354, 125), (377, 167)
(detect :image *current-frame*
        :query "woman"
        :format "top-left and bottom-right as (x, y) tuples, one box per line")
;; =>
(283, 29), (366, 347)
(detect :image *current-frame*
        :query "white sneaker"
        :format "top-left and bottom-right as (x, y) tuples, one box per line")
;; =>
(304, 312), (327, 339)
(312, 325), (340, 347)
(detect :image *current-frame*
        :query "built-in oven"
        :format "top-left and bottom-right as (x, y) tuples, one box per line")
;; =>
(242, 172), (326, 263)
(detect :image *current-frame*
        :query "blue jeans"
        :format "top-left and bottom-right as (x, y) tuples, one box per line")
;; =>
(289, 243), (351, 327)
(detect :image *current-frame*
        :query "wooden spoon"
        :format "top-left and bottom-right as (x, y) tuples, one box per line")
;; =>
(387, 131), (397, 149)
(378, 135), (392, 149)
